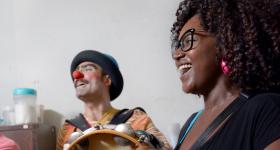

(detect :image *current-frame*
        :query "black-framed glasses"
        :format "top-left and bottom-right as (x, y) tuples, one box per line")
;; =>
(171, 28), (206, 53)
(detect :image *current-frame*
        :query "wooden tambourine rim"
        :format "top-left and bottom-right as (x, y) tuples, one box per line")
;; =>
(68, 129), (140, 149)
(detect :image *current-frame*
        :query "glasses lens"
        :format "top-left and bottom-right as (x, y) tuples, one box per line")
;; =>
(172, 28), (196, 53)
(181, 32), (193, 51)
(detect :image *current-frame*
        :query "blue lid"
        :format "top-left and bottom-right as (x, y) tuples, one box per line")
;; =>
(13, 88), (37, 96)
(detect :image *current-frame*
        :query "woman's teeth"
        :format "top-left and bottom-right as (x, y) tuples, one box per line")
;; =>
(178, 64), (192, 74)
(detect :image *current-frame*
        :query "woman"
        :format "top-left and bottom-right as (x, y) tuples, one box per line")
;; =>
(170, 0), (280, 149)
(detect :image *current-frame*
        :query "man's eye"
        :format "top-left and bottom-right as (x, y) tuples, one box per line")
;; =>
(85, 68), (93, 71)
(82, 64), (97, 71)
(85, 66), (95, 71)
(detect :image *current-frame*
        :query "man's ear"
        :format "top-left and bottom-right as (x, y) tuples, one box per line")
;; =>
(103, 75), (112, 87)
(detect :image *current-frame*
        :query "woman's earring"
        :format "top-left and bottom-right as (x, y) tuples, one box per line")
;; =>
(221, 59), (230, 74)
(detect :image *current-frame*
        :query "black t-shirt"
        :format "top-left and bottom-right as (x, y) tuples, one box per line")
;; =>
(177, 93), (280, 150)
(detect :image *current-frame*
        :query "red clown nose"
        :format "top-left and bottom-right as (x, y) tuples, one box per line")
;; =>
(72, 70), (84, 79)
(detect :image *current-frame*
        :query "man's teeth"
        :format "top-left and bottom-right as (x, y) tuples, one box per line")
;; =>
(178, 64), (192, 71)
(77, 83), (86, 87)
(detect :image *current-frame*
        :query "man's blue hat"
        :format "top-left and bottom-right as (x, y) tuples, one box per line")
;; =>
(70, 50), (123, 101)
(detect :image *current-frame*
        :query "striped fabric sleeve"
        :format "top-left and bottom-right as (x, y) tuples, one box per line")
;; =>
(126, 109), (172, 150)
(56, 123), (75, 150)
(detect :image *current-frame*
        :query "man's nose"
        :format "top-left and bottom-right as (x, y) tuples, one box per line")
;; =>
(72, 70), (84, 80)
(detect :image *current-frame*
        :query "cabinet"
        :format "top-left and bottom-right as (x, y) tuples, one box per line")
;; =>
(0, 124), (56, 150)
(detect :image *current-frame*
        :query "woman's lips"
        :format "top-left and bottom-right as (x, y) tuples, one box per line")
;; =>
(178, 64), (192, 75)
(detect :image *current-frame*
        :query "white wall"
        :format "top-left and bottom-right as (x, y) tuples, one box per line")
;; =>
(0, 0), (203, 145)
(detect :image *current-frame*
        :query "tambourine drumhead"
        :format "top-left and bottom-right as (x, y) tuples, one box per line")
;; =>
(68, 129), (140, 150)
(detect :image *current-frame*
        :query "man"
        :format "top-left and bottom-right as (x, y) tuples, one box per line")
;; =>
(56, 50), (171, 150)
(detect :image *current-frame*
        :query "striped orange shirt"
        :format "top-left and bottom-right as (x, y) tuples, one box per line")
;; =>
(56, 108), (171, 150)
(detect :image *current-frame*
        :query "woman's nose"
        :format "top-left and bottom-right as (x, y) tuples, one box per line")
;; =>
(172, 49), (185, 60)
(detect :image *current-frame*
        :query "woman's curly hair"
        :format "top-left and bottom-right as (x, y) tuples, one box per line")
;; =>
(171, 0), (280, 92)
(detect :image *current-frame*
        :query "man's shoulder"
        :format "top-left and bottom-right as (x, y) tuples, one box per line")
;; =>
(116, 107), (146, 119)
(131, 107), (146, 114)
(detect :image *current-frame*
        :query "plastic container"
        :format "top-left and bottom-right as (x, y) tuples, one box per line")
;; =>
(1, 106), (15, 125)
(13, 88), (37, 124)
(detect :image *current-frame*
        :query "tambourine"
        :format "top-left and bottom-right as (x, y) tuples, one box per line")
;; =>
(64, 123), (163, 150)
(67, 129), (140, 150)
(65, 124), (140, 150)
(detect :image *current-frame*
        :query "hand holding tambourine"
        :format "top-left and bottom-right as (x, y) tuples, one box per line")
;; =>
(64, 123), (163, 150)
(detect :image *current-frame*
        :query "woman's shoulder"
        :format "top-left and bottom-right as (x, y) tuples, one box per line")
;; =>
(247, 92), (280, 109)
(239, 92), (280, 123)
(252, 92), (280, 99)
(242, 92), (280, 150)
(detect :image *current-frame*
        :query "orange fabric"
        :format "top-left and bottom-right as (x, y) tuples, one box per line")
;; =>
(64, 124), (76, 144)
(131, 114), (150, 130)
(56, 123), (76, 150)
(56, 109), (172, 150)
(56, 107), (119, 150)
(126, 109), (172, 150)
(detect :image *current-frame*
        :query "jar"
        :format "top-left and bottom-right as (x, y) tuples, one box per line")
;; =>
(13, 88), (37, 124)
(1, 106), (15, 125)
